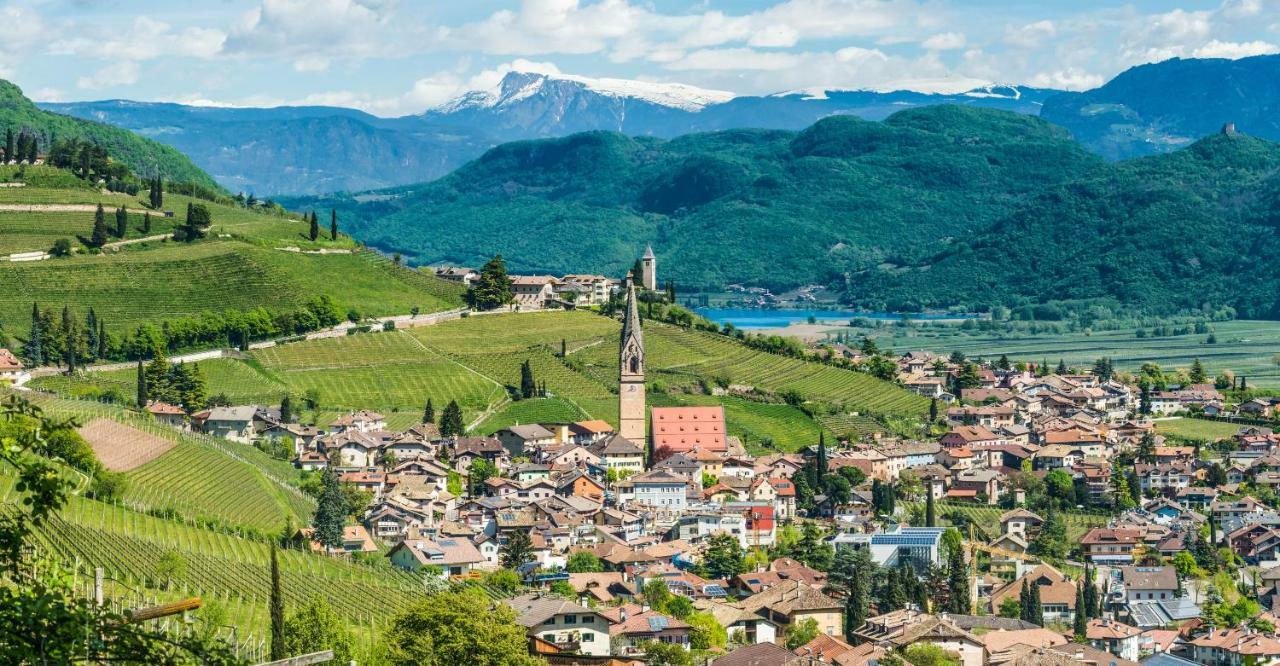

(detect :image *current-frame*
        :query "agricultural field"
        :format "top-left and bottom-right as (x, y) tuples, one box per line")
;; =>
(0, 174), (466, 338)
(861, 320), (1280, 387)
(30, 310), (924, 451)
(1, 467), (424, 650)
(77, 418), (177, 471)
(19, 394), (311, 534)
(476, 397), (589, 434)
(920, 501), (1111, 542)
(1155, 417), (1246, 442)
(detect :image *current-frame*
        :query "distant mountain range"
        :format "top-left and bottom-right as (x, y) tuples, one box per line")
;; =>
(40, 71), (1056, 195)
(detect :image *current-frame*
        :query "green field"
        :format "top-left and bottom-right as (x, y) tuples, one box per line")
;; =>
(0, 180), (466, 338)
(861, 320), (1280, 386)
(1155, 417), (1245, 442)
(40, 310), (923, 451)
(914, 501), (1110, 542)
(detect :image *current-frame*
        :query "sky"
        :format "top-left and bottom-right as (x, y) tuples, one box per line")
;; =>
(2, 0), (1278, 116)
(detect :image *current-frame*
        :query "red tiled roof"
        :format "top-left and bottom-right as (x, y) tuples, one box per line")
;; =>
(652, 406), (727, 456)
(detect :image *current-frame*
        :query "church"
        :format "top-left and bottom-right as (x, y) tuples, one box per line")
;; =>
(616, 260), (727, 463)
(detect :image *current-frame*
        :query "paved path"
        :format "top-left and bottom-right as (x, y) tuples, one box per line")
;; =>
(0, 203), (157, 214)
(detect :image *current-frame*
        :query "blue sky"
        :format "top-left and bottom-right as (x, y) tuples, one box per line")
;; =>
(2, 0), (1277, 115)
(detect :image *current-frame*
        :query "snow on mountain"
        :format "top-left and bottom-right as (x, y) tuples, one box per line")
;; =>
(434, 70), (736, 114)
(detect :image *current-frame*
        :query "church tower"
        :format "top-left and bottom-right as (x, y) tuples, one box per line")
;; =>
(618, 273), (646, 442)
(641, 244), (657, 292)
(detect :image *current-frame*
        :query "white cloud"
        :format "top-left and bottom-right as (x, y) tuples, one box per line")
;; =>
(1193, 39), (1280, 58)
(224, 0), (427, 69)
(1028, 67), (1104, 91)
(664, 48), (804, 71)
(1004, 20), (1055, 50)
(50, 17), (224, 61)
(922, 32), (965, 50)
(77, 62), (140, 89)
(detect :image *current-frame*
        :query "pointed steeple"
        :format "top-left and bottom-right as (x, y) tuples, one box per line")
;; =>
(620, 272), (643, 362)
(642, 244), (655, 260)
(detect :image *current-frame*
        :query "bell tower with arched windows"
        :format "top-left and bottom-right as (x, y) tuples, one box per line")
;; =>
(618, 272), (646, 442)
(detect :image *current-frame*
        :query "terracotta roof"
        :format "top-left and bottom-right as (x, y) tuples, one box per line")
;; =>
(574, 419), (614, 434)
(652, 406), (727, 455)
(0, 348), (21, 371)
(146, 400), (185, 415)
(714, 642), (803, 666)
(1086, 618), (1140, 640)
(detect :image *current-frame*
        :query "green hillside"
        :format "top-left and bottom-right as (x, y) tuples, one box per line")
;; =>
(0, 167), (466, 344)
(849, 132), (1280, 318)
(34, 310), (928, 451)
(0, 80), (217, 188)
(294, 106), (1102, 292)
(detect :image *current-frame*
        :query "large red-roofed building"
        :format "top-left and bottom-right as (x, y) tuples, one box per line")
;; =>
(651, 405), (727, 461)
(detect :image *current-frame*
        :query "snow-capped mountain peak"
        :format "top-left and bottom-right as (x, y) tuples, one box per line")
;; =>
(432, 70), (736, 114)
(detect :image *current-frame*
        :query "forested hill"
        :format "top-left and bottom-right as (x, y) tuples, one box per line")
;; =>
(293, 106), (1102, 292)
(0, 80), (217, 189)
(848, 131), (1280, 319)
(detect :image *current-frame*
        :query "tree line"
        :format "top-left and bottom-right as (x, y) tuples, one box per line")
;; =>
(19, 296), (347, 368)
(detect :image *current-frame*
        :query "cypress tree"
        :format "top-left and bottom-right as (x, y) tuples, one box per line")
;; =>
(143, 212), (152, 234)
(269, 545), (286, 660)
(1030, 581), (1044, 626)
(330, 209), (338, 240)
(24, 302), (43, 366)
(61, 306), (77, 372)
(1073, 581), (1087, 638)
(309, 211), (319, 241)
(85, 309), (98, 360)
(280, 395), (293, 424)
(929, 397), (938, 422)
(926, 490), (936, 527)
(90, 203), (109, 247)
(1019, 580), (1031, 623)
(136, 359), (148, 407)
(4, 129), (12, 164)
(946, 541), (970, 613)
(97, 319), (106, 359)
(519, 359), (536, 399)
(115, 206), (127, 238)
(817, 431), (828, 483)
(423, 398), (435, 424)
(1084, 564), (1099, 618)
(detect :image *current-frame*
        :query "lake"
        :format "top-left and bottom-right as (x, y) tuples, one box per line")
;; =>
(695, 308), (979, 330)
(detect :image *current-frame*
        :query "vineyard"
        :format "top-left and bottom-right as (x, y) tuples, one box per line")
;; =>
(1155, 417), (1243, 442)
(815, 413), (889, 439)
(20, 394), (312, 533)
(0, 177), (467, 338)
(866, 320), (1280, 388)
(77, 418), (177, 471)
(914, 500), (1112, 542)
(29, 309), (923, 452)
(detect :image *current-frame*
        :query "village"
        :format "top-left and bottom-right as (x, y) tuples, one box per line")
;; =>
(41, 247), (1280, 666)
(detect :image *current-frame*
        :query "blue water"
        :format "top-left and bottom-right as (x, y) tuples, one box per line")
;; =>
(695, 308), (978, 330)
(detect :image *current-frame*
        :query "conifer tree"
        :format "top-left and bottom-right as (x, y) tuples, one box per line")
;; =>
(1056, 359), (1068, 374)
(142, 212), (151, 234)
(946, 540), (970, 613)
(24, 302), (43, 366)
(97, 319), (106, 359)
(466, 255), (514, 310)
(1074, 582), (1087, 638)
(312, 468), (346, 550)
(3, 129), (12, 164)
(270, 545), (286, 660)
(423, 398), (435, 424)
(280, 395), (293, 424)
(85, 309), (98, 360)
(330, 209), (338, 240)
(816, 431), (827, 483)
(1084, 564), (1099, 618)
(60, 306), (78, 372)
(519, 359), (536, 399)
(136, 359), (148, 407)
(1030, 582), (1044, 626)
(115, 206), (127, 238)
(926, 490), (936, 527)
(1189, 358), (1207, 384)
(90, 204), (109, 247)
(440, 400), (465, 437)
(309, 211), (319, 242)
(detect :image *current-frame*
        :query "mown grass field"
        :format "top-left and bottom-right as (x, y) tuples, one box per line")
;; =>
(0, 178), (466, 338)
(865, 320), (1280, 387)
(1155, 417), (1246, 442)
(37, 311), (922, 451)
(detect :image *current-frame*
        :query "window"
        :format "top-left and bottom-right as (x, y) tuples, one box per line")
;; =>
(546, 618), (555, 625)
(565, 615), (577, 625)
(582, 633), (594, 642)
